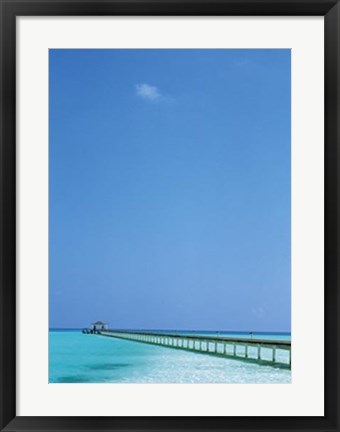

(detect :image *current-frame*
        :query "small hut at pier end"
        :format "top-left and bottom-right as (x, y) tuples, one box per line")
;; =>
(92, 321), (108, 331)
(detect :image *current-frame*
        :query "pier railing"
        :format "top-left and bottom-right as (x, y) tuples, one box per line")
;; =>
(99, 330), (291, 369)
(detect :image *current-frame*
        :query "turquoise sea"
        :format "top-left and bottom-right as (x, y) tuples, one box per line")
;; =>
(49, 330), (291, 384)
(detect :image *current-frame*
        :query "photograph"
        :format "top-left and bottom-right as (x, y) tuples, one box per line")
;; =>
(49, 48), (291, 384)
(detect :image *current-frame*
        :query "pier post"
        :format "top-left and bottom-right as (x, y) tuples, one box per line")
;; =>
(272, 346), (276, 362)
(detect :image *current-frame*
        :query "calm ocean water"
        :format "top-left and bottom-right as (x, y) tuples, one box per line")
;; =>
(49, 330), (291, 384)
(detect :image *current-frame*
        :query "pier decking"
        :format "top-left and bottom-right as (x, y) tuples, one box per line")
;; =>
(99, 330), (291, 368)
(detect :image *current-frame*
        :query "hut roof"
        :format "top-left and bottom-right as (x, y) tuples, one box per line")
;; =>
(93, 321), (107, 325)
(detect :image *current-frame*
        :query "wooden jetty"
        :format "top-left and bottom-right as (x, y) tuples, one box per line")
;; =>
(98, 330), (291, 369)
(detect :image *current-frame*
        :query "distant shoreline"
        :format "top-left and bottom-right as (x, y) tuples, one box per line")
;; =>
(49, 328), (291, 335)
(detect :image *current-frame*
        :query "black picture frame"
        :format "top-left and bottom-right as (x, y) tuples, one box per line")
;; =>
(1, 0), (339, 431)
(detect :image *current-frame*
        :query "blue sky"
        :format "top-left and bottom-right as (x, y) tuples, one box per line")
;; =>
(49, 49), (291, 331)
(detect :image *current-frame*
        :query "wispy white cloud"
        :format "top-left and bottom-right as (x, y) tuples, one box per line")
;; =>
(251, 306), (265, 318)
(135, 83), (162, 102)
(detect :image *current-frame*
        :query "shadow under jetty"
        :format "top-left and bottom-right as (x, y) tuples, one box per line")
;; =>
(90, 329), (291, 369)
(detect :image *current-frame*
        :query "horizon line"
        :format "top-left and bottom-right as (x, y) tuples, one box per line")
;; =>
(49, 327), (291, 333)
